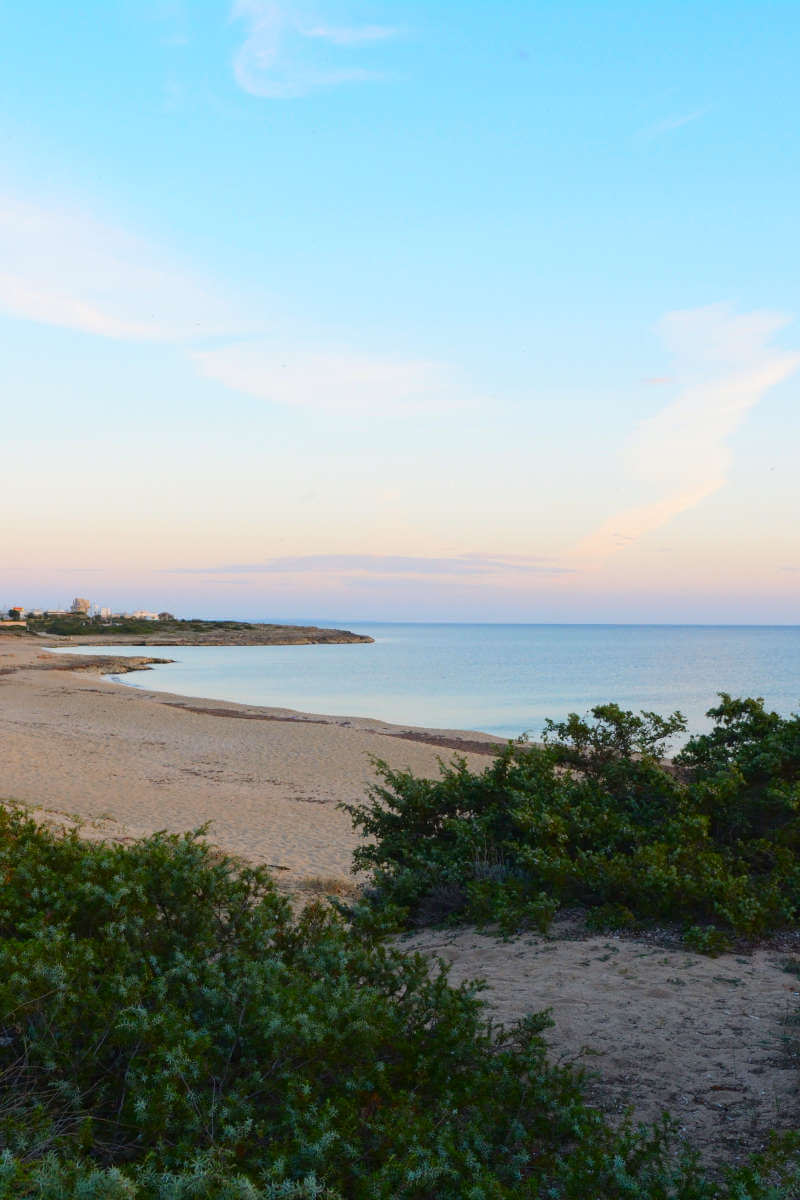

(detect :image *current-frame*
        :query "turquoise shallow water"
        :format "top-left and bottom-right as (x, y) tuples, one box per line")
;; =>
(59, 623), (800, 743)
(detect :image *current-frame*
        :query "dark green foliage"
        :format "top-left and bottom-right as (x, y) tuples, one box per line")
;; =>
(344, 696), (800, 940)
(4, 811), (794, 1196)
(680, 926), (732, 956)
(26, 617), (256, 637)
(677, 695), (800, 846)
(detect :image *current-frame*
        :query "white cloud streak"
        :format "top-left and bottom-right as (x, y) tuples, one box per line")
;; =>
(1, 191), (471, 416)
(0, 195), (247, 341)
(302, 23), (398, 45)
(638, 108), (709, 141)
(573, 304), (800, 562)
(193, 342), (481, 413)
(231, 1), (397, 98)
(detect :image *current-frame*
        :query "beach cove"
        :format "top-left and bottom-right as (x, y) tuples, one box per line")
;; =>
(1, 630), (799, 1171)
(42, 621), (800, 742)
(0, 634), (501, 887)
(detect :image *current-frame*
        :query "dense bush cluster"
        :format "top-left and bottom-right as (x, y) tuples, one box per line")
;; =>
(0, 807), (795, 1197)
(345, 696), (800, 941)
(26, 617), (252, 636)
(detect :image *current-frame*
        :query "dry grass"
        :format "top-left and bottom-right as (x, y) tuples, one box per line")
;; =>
(294, 875), (362, 899)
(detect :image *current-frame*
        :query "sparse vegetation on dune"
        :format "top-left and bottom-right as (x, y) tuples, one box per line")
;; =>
(0, 805), (798, 1197)
(344, 695), (800, 944)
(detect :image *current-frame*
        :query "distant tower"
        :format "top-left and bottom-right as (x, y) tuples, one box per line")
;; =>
(71, 597), (91, 615)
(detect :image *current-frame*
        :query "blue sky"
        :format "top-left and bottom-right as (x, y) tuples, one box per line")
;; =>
(1, 1), (798, 620)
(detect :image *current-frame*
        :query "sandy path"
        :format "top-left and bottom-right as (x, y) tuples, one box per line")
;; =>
(0, 636), (501, 886)
(405, 923), (800, 1170)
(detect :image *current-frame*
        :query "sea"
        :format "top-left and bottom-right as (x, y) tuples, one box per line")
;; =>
(59, 623), (800, 745)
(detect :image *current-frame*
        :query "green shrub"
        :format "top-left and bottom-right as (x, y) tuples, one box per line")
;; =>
(681, 926), (732, 956)
(585, 903), (638, 933)
(343, 696), (800, 941)
(4, 809), (793, 1195)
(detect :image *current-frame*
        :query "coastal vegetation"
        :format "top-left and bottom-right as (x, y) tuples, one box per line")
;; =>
(26, 615), (235, 637)
(0, 806), (797, 1198)
(24, 616), (373, 645)
(344, 695), (800, 943)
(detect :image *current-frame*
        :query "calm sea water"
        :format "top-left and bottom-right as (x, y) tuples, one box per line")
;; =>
(59, 624), (800, 743)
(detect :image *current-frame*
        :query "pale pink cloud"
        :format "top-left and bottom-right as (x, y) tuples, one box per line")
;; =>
(165, 552), (573, 579)
(572, 304), (800, 563)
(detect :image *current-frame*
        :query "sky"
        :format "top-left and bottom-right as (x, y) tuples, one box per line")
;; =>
(1, 0), (798, 622)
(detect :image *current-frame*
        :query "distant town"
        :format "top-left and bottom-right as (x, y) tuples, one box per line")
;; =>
(0, 598), (174, 625)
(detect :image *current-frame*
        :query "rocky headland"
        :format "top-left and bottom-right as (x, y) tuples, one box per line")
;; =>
(30, 620), (374, 648)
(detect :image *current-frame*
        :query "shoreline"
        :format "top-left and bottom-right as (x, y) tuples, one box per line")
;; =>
(41, 642), (506, 758)
(0, 635), (504, 887)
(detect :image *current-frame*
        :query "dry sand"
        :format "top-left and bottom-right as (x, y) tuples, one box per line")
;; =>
(1, 632), (798, 1170)
(0, 635), (501, 884)
(405, 923), (800, 1170)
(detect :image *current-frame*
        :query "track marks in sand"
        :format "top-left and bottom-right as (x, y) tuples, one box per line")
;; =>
(404, 925), (800, 1170)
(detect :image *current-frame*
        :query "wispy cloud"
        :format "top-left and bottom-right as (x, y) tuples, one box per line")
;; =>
(573, 304), (800, 562)
(637, 107), (708, 142)
(1, 190), (472, 416)
(302, 23), (399, 46)
(193, 342), (482, 413)
(0, 195), (247, 342)
(166, 553), (574, 578)
(231, 1), (398, 98)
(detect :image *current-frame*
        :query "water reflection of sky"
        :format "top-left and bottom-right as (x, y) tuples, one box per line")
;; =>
(53, 624), (800, 742)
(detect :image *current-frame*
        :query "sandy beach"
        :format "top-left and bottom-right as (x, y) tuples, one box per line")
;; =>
(1, 631), (798, 1168)
(0, 634), (502, 887)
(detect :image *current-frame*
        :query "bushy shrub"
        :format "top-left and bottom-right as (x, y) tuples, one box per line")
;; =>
(4, 809), (793, 1196)
(681, 926), (732, 956)
(343, 696), (800, 940)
